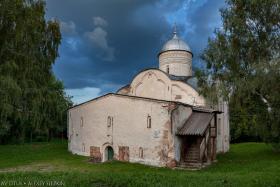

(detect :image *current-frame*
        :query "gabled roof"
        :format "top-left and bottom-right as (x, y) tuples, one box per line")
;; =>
(176, 111), (214, 136)
(68, 92), (221, 115)
(69, 93), (192, 110)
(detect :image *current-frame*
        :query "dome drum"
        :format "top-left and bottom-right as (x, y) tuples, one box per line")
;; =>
(159, 50), (192, 77)
(158, 29), (193, 77)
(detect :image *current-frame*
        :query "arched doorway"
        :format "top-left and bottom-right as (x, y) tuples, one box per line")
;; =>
(105, 146), (114, 161)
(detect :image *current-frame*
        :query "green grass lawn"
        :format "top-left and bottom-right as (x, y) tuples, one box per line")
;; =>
(0, 141), (279, 187)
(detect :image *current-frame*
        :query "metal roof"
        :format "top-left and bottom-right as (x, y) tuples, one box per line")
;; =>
(160, 33), (191, 53)
(168, 75), (198, 91)
(176, 112), (214, 136)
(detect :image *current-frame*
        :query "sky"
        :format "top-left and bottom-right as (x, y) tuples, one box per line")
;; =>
(45, 0), (225, 104)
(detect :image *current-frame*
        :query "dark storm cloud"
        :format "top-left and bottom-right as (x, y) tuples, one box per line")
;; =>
(186, 0), (225, 69)
(46, 0), (225, 102)
(162, 0), (226, 71)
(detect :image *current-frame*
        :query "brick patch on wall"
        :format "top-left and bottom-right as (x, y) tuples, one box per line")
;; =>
(119, 146), (129, 161)
(90, 146), (102, 163)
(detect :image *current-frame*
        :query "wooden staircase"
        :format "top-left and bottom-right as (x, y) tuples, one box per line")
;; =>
(180, 144), (203, 169)
(177, 126), (213, 170)
(185, 145), (199, 162)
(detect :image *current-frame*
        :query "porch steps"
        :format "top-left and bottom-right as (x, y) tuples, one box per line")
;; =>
(179, 162), (203, 170)
(179, 144), (202, 169)
(184, 146), (199, 162)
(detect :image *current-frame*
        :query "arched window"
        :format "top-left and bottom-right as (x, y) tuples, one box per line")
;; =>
(147, 115), (151, 128)
(139, 147), (144, 158)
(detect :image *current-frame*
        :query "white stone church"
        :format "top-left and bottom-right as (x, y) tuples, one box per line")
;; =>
(68, 28), (229, 168)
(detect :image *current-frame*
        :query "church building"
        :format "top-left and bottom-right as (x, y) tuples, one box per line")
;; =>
(68, 28), (230, 168)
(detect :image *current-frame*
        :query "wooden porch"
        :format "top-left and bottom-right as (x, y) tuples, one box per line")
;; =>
(176, 111), (218, 169)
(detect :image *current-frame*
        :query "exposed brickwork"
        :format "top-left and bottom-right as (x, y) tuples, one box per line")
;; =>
(166, 159), (177, 168)
(175, 95), (182, 99)
(119, 146), (129, 161)
(163, 130), (168, 139)
(90, 146), (102, 163)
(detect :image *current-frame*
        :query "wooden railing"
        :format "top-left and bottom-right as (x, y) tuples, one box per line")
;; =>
(199, 138), (206, 161)
(199, 128), (210, 162)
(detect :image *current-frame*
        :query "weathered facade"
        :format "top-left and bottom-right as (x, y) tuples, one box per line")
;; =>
(68, 28), (229, 168)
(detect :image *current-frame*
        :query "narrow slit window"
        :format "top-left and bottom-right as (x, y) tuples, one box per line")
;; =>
(139, 147), (144, 158)
(107, 116), (111, 127)
(80, 117), (84, 127)
(166, 65), (169, 74)
(82, 143), (85, 152)
(147, 115), (151, 128)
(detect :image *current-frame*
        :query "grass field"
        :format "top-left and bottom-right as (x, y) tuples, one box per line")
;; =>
(0, 141), (279, 187)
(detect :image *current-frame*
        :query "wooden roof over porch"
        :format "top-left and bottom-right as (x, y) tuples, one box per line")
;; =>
(176, 112), (214, 136)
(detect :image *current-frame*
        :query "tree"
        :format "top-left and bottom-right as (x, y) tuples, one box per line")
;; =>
(0, 0), (72, 144)
(196, 0), (280, 150)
